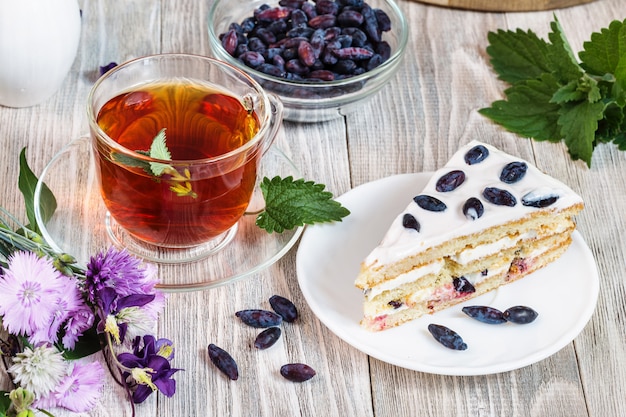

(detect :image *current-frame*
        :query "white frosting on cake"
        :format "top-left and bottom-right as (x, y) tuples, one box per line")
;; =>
(364, 141), (583, 268)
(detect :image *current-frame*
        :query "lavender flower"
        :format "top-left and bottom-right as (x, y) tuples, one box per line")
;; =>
(28, 275), (89, 348)
(85, 247), (154, 305)
(0, 251), (66, 337)
(61, 304), (96, 350)
(35, 361), (105, 412)
(118, 335), (181, 404)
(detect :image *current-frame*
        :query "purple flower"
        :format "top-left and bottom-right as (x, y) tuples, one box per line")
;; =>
(85, 248), (164, 345)
(0, 251), (66, 336)
(61, 305), (95, 350)
(85, 248), (159, 308)
(29, 275), (89, 347)
(117, 335), (181, 404)
(35, 361), (105, 412)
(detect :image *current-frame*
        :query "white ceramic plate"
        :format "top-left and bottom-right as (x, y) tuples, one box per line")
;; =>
(296, 173), (599, 375)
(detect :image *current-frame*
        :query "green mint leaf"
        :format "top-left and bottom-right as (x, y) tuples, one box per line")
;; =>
(255, 176), (350, 233)
(18, 147), (57, 235)
(547, 17), (585, 83)
(579, 19), (626, 83)
(111, 151), (152, 172)
(551, 80), (586, 103)
(558, 100), (606, 166)
(479, 73), (562, 142)
(485, 28), (553, 84)
(551, 74), (602, 104)
(149, 128), (172, 176)
(579, 18), (626, 108)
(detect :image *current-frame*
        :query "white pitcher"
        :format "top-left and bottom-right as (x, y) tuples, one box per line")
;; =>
(0, 0), (81, 108)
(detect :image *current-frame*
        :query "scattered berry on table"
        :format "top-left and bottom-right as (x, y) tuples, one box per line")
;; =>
(208, 344), (239, 380)
(269, 295), (299, 323)
(254, 327), (282, 350)
(280, 363), (317, 382)
(235, 309), (283, 328)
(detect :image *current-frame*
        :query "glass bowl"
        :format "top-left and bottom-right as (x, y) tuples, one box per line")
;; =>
(208, 0), (409, 123)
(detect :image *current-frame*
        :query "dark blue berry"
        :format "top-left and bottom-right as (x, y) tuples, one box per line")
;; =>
(291, 9), (309, 28)
(376, 41), (391, 60)
(500, 161), (528, 184)
(239, 51), (265, 68)
(280, 363), (316, 382)
(503, 306), (538, 324)
(463, 197), (484, 220)
(269, 295), (298, 323)
(453, 277), (475, 293)
(374, 8), (392, 31)
(256, 63), (286, 77)
(482, 187), (516, 207)
(464, 144), (489, 165)
(522, 190), (560, 208)
(341, 27), (367, 47)
(388, 300), (403, 309)
(315, 0), (339, 15)
(414, 195), (447, 212)
(402, 213), (420, 232)
(240, 17), (256, 33)
(436, 170), (466, 192)
(235, 309), (283, 328)
(254, 327), (282, 350)
(461, 306), (506, 324)
(427, 324), (467, 350)
(208, 344), (239, 380)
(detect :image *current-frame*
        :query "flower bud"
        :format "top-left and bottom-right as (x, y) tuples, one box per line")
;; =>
(9, 387), (35, 413)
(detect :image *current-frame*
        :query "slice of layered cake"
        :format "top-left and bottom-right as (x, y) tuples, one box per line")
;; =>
(355, 141), (584, 331)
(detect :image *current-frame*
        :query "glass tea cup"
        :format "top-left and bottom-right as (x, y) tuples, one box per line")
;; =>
(86, 53), (283, 263)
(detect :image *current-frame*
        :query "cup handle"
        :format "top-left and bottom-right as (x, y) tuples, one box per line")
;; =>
(261, 93), (284, 156)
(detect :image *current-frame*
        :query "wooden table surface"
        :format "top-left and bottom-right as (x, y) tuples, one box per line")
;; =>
(1, 0), (625, 416)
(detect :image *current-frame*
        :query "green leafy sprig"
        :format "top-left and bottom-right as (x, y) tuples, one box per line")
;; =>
(255, 176), (350, 233)
(479, 16), (626, 167)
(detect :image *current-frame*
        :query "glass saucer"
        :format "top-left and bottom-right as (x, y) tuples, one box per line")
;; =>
(34, 136), (304, 292)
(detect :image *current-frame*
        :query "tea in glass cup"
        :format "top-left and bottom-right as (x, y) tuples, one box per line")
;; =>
(87, 54), (283, 263)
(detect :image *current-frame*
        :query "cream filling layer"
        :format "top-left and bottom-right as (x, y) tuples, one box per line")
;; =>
(405, 264), (510, 306)
(449, 231), (536, 265)
(365, 259), (444, 301)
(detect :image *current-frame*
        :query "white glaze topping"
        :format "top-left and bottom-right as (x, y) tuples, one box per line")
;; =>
(364, 141), (583, 268)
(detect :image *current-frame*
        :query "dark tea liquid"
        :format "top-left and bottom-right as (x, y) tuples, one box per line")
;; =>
(95, 80), (261, 247)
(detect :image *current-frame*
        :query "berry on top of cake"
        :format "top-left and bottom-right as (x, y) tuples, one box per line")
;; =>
(355, 141), (584, 331)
